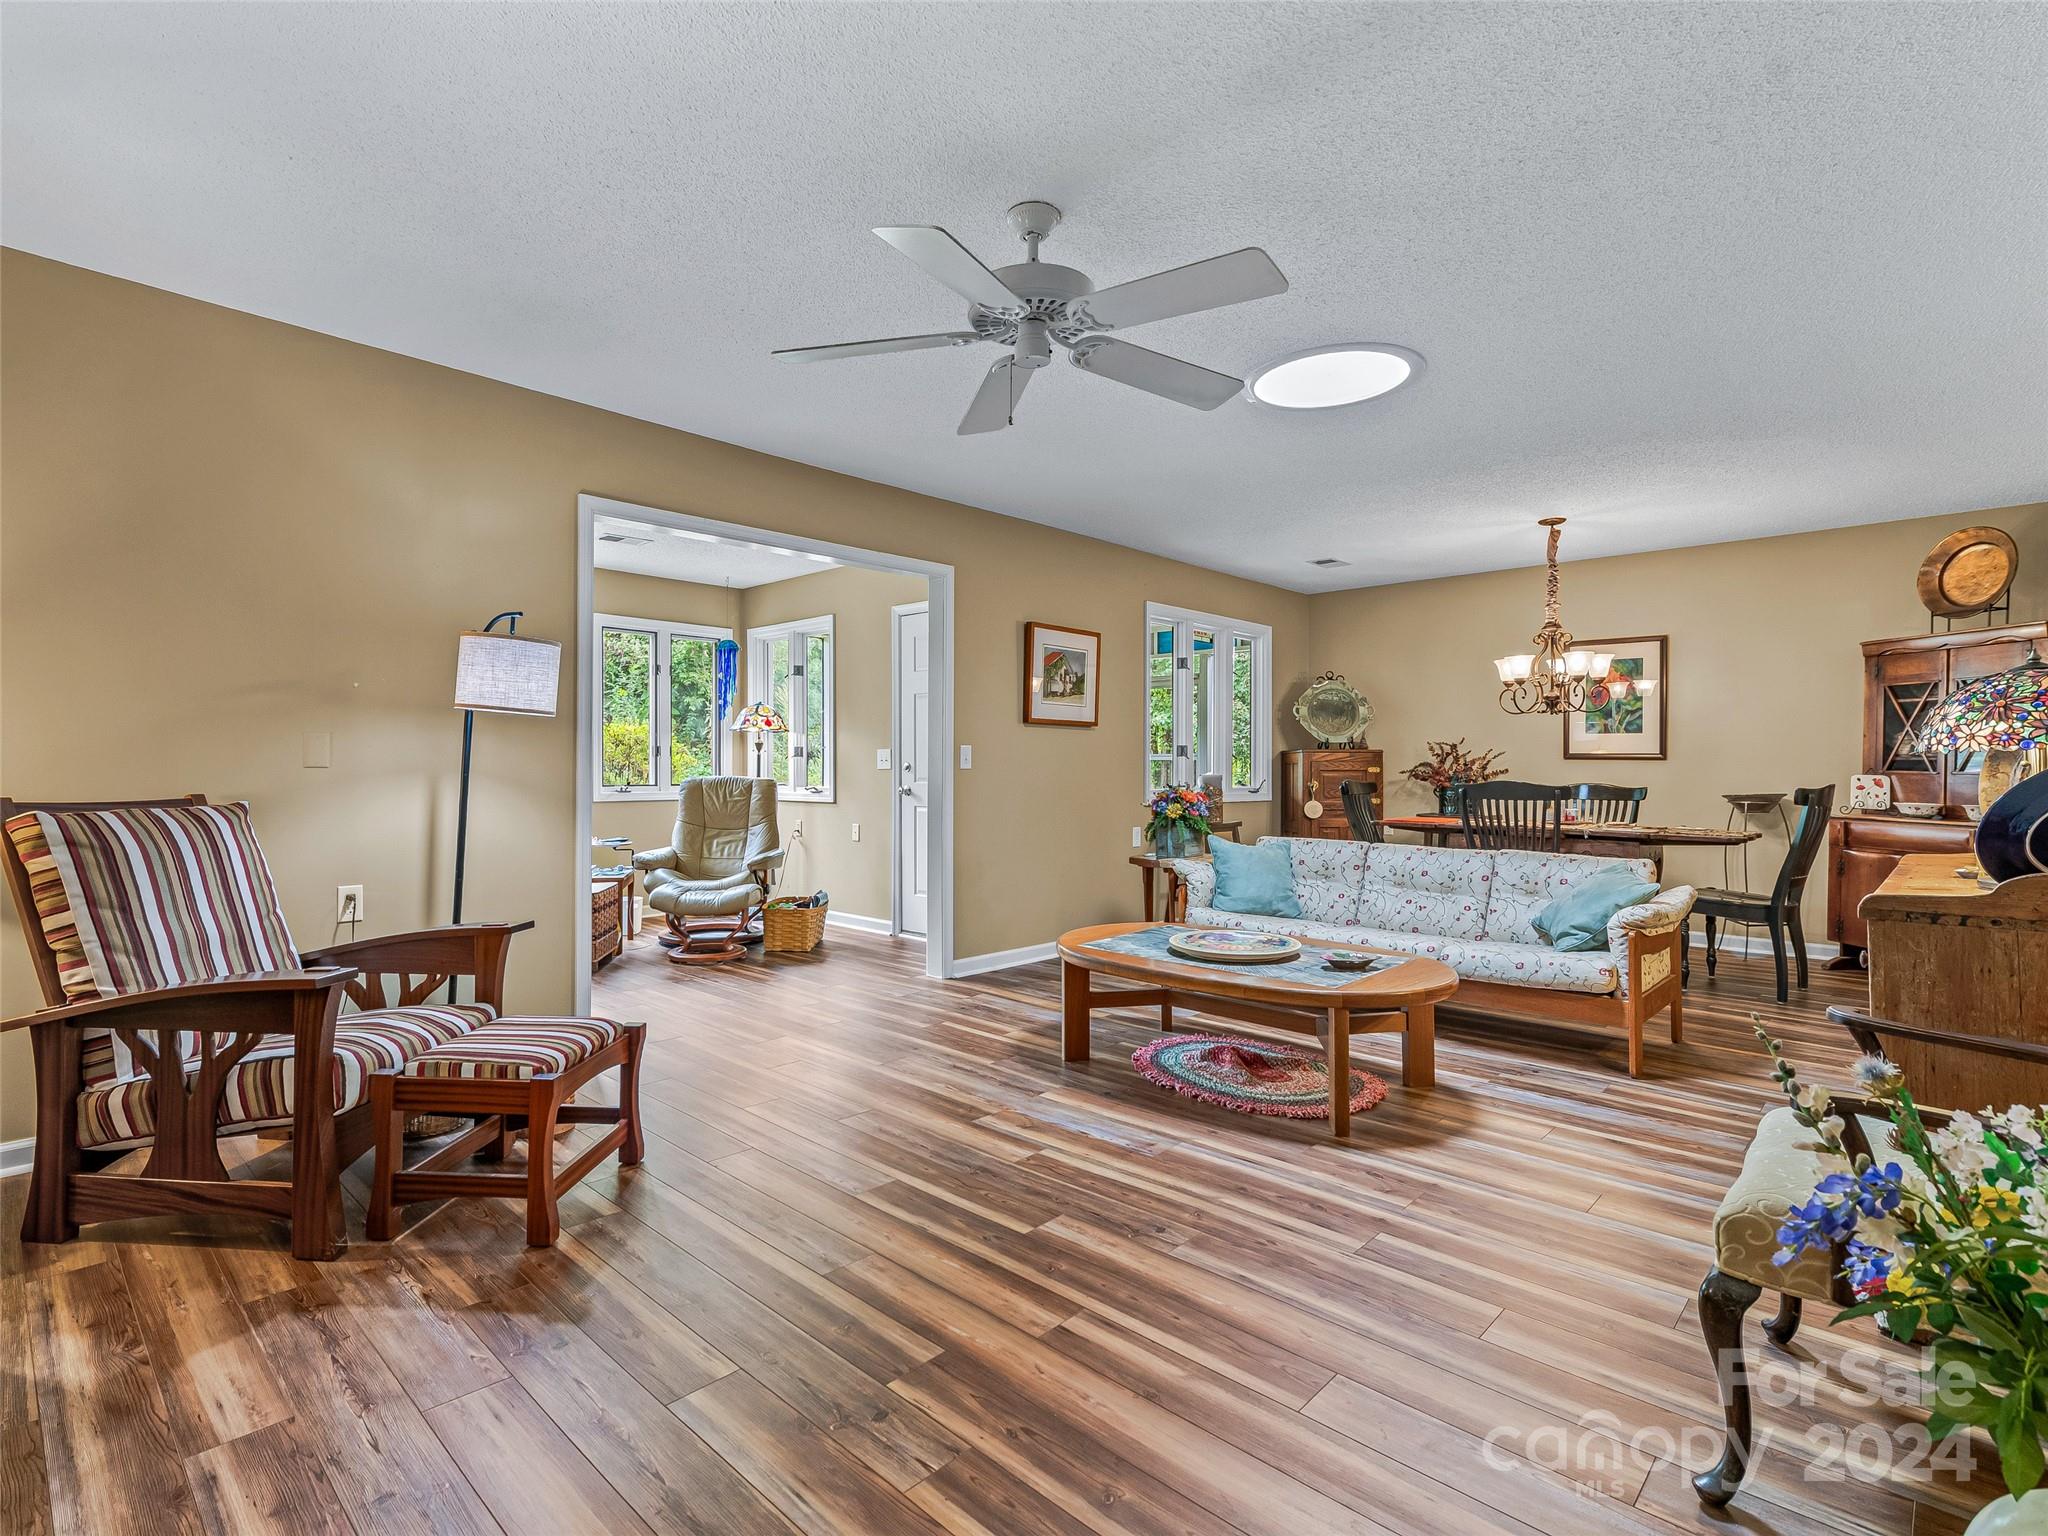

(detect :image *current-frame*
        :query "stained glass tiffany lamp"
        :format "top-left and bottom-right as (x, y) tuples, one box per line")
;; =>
(1914, 645), (2048, 815)
(734, 701), (789, 778)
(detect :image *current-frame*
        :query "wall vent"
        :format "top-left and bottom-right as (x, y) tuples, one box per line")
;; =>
(1308, 557), (1351, 568)
(597, 532), (654, 546)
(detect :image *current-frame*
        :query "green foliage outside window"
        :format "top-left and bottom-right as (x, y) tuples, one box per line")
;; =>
(602, 628), (653, 787)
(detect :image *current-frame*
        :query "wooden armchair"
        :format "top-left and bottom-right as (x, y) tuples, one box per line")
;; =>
(2, 795), (535, 1260)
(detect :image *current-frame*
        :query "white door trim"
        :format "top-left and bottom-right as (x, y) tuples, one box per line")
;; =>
(575, 495), (956, 1013)
(891, 600), (931, 939)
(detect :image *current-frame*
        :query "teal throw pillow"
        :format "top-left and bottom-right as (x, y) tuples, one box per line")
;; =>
(1531, 871), (1659, 952)
(1208, 839), (1302, 918)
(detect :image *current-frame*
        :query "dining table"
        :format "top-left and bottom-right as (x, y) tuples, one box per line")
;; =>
(1378, 815), (1758, 879)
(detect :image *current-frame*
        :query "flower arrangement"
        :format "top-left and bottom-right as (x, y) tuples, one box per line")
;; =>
(1145, 785), (1212, 855)
(1757, 1023), (2048, 1499)
(1402, 738), (1510, 792)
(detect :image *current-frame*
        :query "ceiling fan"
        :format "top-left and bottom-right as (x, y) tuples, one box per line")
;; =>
(774, 201), (1288, 435)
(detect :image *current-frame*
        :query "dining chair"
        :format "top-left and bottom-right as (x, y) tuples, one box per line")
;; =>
(1570, 783), (1648, 825)
(1338, 779), (1382, 842)
(1692, 785), (1834, 1002)
(1458, 781), (1568, 852)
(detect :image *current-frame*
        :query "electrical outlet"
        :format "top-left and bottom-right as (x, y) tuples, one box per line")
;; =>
(336, 884), (364, 922)
(875, 748), (890, 770)
(851, 823), (861, 842)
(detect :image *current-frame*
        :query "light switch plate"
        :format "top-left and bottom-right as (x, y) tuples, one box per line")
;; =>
(851, 823), (861, 842)
(959, 744), (972, 769)
(875, 749), (890, 770)
(303, 732), (332, 768)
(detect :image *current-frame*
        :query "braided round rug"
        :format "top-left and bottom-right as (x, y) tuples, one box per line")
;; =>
(1131, 1034), (1387, 1120)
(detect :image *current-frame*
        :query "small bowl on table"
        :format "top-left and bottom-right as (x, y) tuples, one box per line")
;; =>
(1893, 801), (1942, 819)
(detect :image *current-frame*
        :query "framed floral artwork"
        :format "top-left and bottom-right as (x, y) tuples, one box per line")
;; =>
(1024, 622), (1101, 727)
(1564, 635), (1668, 760)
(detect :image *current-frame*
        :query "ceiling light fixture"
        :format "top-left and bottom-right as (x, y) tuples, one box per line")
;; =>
(1246, 344), (1422, 409)
(1493, 517), (1617, 716)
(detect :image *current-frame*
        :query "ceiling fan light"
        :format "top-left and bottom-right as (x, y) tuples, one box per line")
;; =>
(1247, 345), (1422, 409)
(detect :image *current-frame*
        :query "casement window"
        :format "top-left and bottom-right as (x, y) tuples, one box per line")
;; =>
(594, 614), (731, 798)
(747, 615), (835, 801)
(1144, 604), (1272, 800)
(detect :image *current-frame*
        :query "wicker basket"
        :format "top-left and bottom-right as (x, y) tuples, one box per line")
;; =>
(763, 898), (827, 953)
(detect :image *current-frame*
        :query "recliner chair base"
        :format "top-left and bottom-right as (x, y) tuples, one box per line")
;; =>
(663, 913), (750, 966)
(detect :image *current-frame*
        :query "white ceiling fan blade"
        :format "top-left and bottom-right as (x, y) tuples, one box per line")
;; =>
(1071, 248), (1288, 332)
(773, 331), (980, 362)
(874, 226), (1020, 311)
(958, 357), (1029, 435)
(1069, 338), (1241, 410)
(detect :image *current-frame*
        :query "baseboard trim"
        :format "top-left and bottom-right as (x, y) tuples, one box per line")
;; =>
(1, 1136), (32, 1179)
(824, 910), (895, 937)
(1687, 926), (1841, 962)
(952, 941), (1057, 977)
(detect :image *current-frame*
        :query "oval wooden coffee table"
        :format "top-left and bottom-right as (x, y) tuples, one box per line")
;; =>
(1056, 922), (1459, 1136)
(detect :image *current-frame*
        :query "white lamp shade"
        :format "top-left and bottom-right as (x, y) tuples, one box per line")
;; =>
(1494, 654), (1535, 683)
(454, 631), (561, 716)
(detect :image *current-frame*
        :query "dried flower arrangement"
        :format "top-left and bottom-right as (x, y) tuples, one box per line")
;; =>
(1402, 739), (1511, 792)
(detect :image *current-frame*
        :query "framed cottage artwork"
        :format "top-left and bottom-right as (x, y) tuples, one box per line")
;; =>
(1564, 635), (1668, 760)
(1024, 622), (1101, 727)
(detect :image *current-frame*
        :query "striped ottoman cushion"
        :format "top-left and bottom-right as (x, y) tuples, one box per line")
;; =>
(75, 1003), (497, 1150)
(403, 1017), (619, 1081)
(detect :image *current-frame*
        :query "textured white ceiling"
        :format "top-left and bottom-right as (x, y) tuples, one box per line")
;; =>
(594, 514), (841, 588)
(4, 2), (2045, 591)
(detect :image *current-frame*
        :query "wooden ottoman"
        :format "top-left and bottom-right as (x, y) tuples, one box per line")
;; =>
(367, 1016), (645, 1247)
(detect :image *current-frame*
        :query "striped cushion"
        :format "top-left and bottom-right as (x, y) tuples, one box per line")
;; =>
(7, 803), (299, 1086)
(403, 1016), (619, 1081)
(75, 1003), (495, 1151)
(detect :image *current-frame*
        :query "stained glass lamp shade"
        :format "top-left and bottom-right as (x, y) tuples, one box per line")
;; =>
(734, 701), (788, 778)
(1914, 647), (2048, 813)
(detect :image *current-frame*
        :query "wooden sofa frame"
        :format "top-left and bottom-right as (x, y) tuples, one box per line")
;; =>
(1, 793), (533, 1260)
(1168, 879), (1685, 1077)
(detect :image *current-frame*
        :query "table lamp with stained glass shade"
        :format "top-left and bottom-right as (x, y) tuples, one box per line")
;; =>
(1912, 644), (2048, 819)
(733, 701), (789, 779)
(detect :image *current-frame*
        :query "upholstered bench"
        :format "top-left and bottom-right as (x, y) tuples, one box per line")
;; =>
(366, 1014), (644, 1247)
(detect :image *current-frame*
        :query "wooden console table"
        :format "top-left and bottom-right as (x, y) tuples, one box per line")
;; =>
(1859, 855), (2048, 1109)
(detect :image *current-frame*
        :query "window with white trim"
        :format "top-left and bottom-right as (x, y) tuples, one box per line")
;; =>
(1144, 604), (1272, 800)
(594, 613), (732, 798)
(747, 615), (834, 801)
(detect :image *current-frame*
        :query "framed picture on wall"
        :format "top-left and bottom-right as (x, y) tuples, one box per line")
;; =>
(1023, 622), (1101, 727)
(1564, 635), (1668, 760)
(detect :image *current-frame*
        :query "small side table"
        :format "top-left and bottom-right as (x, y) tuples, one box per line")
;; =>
(1129, 852), (1210, 922)
(591, 868), (636, 968)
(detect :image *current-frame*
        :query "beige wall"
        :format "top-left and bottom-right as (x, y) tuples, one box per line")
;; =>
(734, 563), (928, 923)
(1306, 504), (2048, 932)
(0, 250), (1309, 1140)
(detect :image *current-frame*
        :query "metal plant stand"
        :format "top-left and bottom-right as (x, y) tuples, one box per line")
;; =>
(1716, 793), (1792, 960)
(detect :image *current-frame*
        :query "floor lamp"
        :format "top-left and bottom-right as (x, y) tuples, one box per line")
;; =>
(452, 611), (562, 927)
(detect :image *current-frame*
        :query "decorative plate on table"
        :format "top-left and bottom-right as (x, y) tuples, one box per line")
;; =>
(1167, 930), (1303, 964)
(1291, 672), (1374, 746)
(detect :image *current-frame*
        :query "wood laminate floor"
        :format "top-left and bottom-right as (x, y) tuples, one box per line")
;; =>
(2, 925), (2001, 1534)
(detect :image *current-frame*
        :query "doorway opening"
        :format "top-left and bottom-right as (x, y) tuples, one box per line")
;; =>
(574, 494), (955, 1014)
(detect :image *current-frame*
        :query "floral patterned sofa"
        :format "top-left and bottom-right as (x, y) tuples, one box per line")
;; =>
(1171, 838), (1694, 1076)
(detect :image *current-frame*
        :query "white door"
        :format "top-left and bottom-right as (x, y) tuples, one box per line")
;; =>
(894, 604), (930, 937)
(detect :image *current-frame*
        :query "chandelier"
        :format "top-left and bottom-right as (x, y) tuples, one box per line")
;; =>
(1493, 517), (1616, 716)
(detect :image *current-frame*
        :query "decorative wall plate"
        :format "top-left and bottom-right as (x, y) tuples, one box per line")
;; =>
(1917, 527), (2018, 618)
(1166, 930), (1304, 964)
(1292, 672), (1374, 746)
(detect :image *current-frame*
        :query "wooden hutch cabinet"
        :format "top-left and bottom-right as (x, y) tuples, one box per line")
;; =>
(1281, 748), (1382, 839)
(1828, 621), (2046, 966)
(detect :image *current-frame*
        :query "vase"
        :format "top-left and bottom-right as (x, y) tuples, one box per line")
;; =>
(1152, 824), (1190, 859)
(1964, 1490), (2048, 1534)
(1436, 783), (1467, 817)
